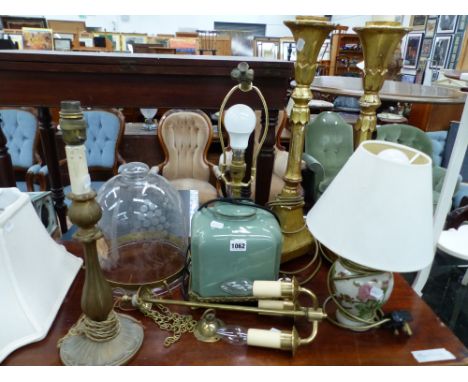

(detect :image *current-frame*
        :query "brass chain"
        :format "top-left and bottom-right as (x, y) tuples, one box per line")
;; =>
(137, 301), (197, 347)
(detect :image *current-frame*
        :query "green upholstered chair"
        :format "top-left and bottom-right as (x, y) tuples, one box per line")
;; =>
(302, 111), (354, 204)
(376, 124), (461, 210)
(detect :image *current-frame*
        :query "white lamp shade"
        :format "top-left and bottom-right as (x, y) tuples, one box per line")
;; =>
(224, 104), (256, 150)
(0, 188), (82, 363)
(306, 140), (433, 273)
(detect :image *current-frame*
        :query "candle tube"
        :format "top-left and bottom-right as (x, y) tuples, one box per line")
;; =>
(60, 101), (91, 196)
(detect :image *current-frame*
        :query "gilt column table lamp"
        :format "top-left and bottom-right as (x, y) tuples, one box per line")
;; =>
(306, 141), (433, 331)
(57, 101), (144, 365)
(353, 22), (409, 146)
(269, 16), (335, 263)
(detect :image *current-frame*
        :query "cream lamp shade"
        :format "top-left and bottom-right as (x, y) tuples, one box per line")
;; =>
(0, 188), (82, 363)
(306, 140), (433, 273)
(224, 104), (256, 150)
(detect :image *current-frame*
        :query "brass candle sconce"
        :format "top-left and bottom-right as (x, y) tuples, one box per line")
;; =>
(353, 21), (410, 146)
(269, 16), (335, 263)
(129, 277), (326, 355)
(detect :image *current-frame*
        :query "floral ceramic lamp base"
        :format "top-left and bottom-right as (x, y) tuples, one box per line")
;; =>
(331, 259), (394, 331)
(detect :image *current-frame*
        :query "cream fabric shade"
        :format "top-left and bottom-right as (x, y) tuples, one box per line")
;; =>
(306, 140), (433, 273)
(0, 188), (82, 363)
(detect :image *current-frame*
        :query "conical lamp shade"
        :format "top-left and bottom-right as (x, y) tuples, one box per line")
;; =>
(306, 140), (433, 273)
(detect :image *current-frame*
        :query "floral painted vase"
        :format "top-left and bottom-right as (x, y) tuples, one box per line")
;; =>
(331, 258), (394, 331)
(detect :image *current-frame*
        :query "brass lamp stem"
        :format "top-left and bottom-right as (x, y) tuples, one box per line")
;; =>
(353, 21), (409, 146)
(58, 101), (143, 366)
(271, 16), (335, 262)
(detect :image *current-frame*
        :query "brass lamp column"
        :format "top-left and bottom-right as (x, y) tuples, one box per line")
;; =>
(58, 101), (144, 366)
(271, 16), (335, 262)
(353, 21), (410, 146)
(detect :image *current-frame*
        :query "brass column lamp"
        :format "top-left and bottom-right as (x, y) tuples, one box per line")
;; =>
(353, 21), (410, 146)
(270, 16), (335, 262)
(57, 101), (144, 366)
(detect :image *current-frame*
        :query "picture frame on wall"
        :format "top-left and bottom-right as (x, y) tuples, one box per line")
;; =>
(53, 38), (72, 51)
(410, 15), (428, 31)
(420, 38), (433, 58)
(3, 29), (24, 50)
(280, 38), (296, 61)
(447, 33), (464, 69)
(430, 35), (452, 69)
(121, 34), (148, 52)
(403, 32), (424, 69)
(22, 27), (53, 50)
(253, 37), (280, 59)
(436, 15), (458, 34)
(1, 16), (47, 30)
(425, 18), (437, 38)
(457, 15), (467, 32)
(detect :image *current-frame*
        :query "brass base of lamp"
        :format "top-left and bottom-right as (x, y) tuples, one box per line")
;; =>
(272, 204), (314, 263)
(59, 312), (144, 366)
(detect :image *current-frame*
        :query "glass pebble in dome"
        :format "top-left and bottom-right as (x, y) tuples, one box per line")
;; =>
(140, 108), (158, 131)
(96, 162), (188, 294)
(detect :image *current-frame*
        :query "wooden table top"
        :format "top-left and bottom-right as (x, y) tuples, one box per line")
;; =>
(311, 76), (467, 104)
(3, 241), (468, 366)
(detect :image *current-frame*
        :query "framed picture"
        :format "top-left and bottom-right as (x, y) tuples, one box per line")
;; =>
(457, 15), (467, 32)
(447, 33), (464, 69)
(121, 34), (148, 52)
(403, 32), (424, 69)
(74, 32), (94, 48)
(420, 38), (433, 58)
(3, 29), (24, 49)
(54, 38), (72, 51)
(94, 33), (122, 51)
(280, 38), (296, 61)
(214, 22), (266, 56)
(436, 16), (458, 34)
(401, 74), (416, 83)
(22, 27), (53, 50)
(253, 37), (280, 59)
(425, 18), (437, 38)
(410, 15), (428, 31)
(1, 16), (47, 29)
(430, 35), (452, 69)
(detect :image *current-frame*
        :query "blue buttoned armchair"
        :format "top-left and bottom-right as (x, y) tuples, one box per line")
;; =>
(38, 109), (126, 199)
(0, 108), (43, 191)
(376, 124), (462, 211)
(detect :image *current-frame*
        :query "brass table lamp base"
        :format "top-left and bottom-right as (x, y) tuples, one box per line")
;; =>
(353, 21), (409, 146)
(271, 16), (335, 263)
(273, 202), (313, 262)
(57, 101), (144, 365)
(59, 312), (144, 366)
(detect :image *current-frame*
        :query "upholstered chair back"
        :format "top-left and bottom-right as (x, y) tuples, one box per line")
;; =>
(376, 124), (433, 158)
(305, 112), (354, 183)
(426, 131), (448, 167)
(158, 110), (212, 182)
(0, 109), (37, 169)
(83, 110), (124, 170)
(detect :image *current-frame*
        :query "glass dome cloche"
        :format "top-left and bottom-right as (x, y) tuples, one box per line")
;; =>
(96, 162), (188, 293)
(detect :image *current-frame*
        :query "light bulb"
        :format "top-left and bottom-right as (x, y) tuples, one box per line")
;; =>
(378, 148), (410, 164)
(216, 325), (248, 346)
(224, 104), (256, 150)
